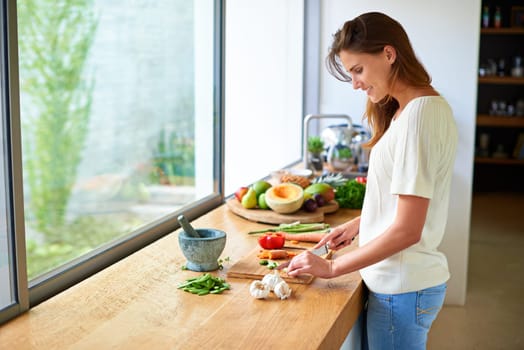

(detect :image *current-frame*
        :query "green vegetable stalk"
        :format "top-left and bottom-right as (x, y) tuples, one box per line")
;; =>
(247, 222), (330, 235)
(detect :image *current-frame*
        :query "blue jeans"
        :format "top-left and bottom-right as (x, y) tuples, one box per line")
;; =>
(363, 283), (447, 350)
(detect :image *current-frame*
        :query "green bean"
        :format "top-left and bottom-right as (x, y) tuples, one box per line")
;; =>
(178, 273), (211, 289)
(178, 273), (230, 295)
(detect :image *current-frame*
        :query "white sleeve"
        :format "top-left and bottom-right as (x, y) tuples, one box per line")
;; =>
(390, 100), (445, 198)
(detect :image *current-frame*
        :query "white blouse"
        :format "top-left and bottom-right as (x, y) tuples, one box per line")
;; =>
(359, 96), (458, 294)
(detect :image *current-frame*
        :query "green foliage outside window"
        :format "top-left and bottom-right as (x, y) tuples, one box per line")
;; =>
(18, 0), (98, 235)
(17, 1), (197, 279)
(150, 128), (195, 186)
(25, 215), (142, 278)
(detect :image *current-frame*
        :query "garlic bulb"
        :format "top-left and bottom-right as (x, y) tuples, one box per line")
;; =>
(250, 280), (270, 299)
(261, 271), (284, 291)
(273, 280), (292, 300)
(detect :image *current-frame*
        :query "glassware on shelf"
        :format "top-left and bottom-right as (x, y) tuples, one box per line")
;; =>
(511, 56), (523, 78)
(482, 6), (490, 28)
(494, 6), (502, 28)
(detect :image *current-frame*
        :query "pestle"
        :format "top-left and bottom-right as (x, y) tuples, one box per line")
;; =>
(177, 214), (201, 238)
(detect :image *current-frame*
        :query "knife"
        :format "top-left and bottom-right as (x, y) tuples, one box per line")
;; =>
(310, 243), (329, 256)
(276, 243), (330, 270)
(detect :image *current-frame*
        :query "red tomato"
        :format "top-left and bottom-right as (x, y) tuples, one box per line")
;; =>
(257, 232), (285, 250)
(355, 176), (367, 184)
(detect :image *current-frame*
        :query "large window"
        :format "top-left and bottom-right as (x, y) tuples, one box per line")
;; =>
(1, 0), (222, 323)
(17, 0), (218, 280)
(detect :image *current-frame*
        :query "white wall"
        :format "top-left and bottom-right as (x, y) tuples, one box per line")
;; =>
(224, 0), (304, 194)
(319, 0), (480, 305)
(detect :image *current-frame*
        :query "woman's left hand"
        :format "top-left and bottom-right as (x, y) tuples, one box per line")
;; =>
(285, 250), (334, 278)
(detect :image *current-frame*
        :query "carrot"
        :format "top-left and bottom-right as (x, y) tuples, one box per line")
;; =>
(257, 249), (298, 260)
(285, 251), (298, 259)
(282, 232), (326, 243)
(257, 250), (270, 259)
(268, 250), (288, 260)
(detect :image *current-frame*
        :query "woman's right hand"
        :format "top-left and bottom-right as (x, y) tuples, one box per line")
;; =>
(316, 216), (360, 251)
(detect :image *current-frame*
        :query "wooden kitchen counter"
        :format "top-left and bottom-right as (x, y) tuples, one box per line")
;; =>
(0, 202), (364, 350)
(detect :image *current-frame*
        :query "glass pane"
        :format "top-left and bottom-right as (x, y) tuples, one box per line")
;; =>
(0, 100), (13, 308)
(17, 1), (216, 279)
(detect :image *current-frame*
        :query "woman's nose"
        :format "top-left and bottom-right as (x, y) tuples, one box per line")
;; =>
(352, 78), (361, 90)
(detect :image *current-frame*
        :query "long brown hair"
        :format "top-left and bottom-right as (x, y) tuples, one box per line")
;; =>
(326, 12), (431, 147)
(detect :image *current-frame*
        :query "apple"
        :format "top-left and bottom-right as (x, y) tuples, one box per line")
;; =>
(252, 180), (272, 196)
(235, 186), (249, 202)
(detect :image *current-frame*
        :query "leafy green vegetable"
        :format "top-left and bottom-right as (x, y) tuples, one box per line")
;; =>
(335, 179), (366, 209)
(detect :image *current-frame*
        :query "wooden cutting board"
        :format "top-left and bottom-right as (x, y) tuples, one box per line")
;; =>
(227, 245), (316, 284)
(225, 197), (339, 224)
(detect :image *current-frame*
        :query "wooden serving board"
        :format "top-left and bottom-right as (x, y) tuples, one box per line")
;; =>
(227, 246), (316, 284)
(225, 197), (339, 224)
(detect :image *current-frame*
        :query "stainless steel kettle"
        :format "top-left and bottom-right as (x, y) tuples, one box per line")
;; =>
(321, 124), (354, 172)
(322, 123), (371, 173)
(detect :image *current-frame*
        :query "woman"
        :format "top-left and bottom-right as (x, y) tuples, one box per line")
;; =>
(285, 12), (458, 349)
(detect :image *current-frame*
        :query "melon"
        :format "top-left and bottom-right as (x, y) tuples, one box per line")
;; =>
(264, 183), (304, 214)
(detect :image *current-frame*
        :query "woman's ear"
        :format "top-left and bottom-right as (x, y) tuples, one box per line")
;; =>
(384, 45), (396, 64)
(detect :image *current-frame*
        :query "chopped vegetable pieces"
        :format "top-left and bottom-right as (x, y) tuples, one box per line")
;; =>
(177, 273), (230, 295)
(257, 249), (298, 260)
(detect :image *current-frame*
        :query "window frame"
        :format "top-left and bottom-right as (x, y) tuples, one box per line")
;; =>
(1, 0), (224, 323)
(1, 0), (29, 324)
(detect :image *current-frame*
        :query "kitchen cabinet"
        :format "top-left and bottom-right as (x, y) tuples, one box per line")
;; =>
(474, 1), (524, 192)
